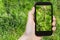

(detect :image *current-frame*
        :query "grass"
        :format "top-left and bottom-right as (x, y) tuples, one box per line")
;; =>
(36, 5), (52, 31)
(0, 0), (60, 40)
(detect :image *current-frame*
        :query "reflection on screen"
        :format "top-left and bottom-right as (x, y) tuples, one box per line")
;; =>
(36, 5), (52, 31)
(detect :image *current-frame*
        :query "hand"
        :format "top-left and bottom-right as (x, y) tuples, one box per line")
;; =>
(18, 7), (56, 40)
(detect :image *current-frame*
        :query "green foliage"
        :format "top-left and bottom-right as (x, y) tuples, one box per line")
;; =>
(0, 0), (60, 40)
(36, 6), (51, 31)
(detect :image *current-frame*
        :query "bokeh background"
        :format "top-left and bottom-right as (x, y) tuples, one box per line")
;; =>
(0, 0), (60, 40)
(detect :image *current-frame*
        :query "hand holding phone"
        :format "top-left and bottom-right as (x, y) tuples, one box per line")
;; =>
(19, 6), (56, 40)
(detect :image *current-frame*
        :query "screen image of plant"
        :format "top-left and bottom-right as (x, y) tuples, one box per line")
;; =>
(36, 5), (52, 31)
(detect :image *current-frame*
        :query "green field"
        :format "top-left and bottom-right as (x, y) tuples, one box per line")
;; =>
(0, 0), (60, 40)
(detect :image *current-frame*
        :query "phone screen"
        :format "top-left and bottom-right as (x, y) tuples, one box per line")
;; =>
(36, 5), (52, 31)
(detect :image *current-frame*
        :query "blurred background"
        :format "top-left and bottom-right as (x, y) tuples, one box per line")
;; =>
(0, 0), (60, 40)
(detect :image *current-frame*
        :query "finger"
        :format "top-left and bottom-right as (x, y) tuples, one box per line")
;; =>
(28, 7), (35, 22)
(25, 7), (35, 34)
(52, 27), (56, 31)
(52, 20), (56, 27)
(53, 16), (56, 21)
(53, 16), (56, 22)
(52, 16), (56, 31)
(28, 7), (35, 15)
(31, 7), (35, 14)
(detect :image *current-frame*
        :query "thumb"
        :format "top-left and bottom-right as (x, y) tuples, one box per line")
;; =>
(28, 7), (35, 21)
(25, 7), (35, 35)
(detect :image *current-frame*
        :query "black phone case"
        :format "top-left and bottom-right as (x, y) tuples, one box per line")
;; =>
(34, 2), (53, 36)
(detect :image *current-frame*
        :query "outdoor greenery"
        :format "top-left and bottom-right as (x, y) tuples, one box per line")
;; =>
(36, 5), (51, 31)
(0, 0), (60, 40)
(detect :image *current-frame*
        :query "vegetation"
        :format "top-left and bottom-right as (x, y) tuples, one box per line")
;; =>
(36, 5), (51, 31)
(0, 0), (60, 40)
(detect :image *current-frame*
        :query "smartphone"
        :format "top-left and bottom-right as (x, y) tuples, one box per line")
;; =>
(35, 2), (53, 36)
